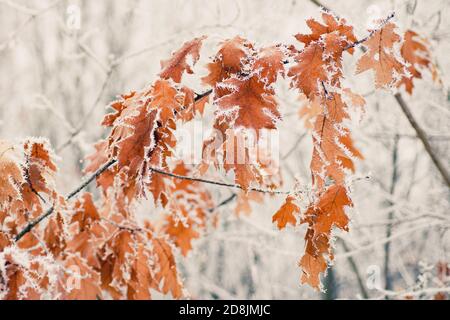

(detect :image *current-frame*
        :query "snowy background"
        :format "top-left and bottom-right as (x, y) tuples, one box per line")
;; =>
(0, 0), (449, 299)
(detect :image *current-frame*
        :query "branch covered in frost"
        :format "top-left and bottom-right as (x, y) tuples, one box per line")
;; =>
(14, 88), (292, 241)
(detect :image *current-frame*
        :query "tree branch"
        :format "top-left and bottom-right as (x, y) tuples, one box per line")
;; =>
(15, 145), (289, 241)
(210, 193), (237, 212)
(394, 93), (450, 187)
(148, 165), (290, 195)
(14, 158), (117, 242)
(384, 134), (400, 295)
(339, 239), (369, 299)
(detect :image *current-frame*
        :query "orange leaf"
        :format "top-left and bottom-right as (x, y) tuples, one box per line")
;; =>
(272, 196), (299, 230)
(159, 36), (206, 83)
(356, 22), (406, 88)
(299, 184), (352, 289)
(398, 30), (439, 94)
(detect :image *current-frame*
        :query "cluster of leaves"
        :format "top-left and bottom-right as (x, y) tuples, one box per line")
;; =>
(0, 9), (439, 299)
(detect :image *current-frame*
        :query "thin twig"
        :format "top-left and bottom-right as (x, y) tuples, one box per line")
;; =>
(57, 67), (115, 152)
(384, 134), (400, 294)
(0, 0), (62, 52)
(15, 156), (289, 241)
(195, 89), (213, 100)
(209, 193), (237, 212)
(148, 165), (290, 195)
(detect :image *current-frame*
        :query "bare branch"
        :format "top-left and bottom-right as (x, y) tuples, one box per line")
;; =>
(57, 68), (115, 153)
(148, 165), (290, 195)
(394, 93), (450, 187)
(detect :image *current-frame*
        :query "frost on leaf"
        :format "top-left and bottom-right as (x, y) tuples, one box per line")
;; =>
(288, 12), (363, 290)
(202, 36), (254, 99)
(22, 138), (58, 199)
(356, 22), (406, 88)
(295, 12), (357, 53)
(216, 76), (281, 131)
(0, 246), (63, 300)
(86, 77), (192, 206)
(289, 12), (357, 98)
(99, 229), (155, 300)
(61, 253), (101, 300)
(0, 139), (59, 247)
(162, 162), (214, 256)
(288, 42), (328, 99)
(152, 238), (183, 299)
(310, 96), (363, 189)
(300, 184), (352, 289)
(201, 39), (285, 190)
(159, 36), (206, 83)
(0, 140), (24, 208)
(398, 30), (440, 94)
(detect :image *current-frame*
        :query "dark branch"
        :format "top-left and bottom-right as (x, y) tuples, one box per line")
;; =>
(148, 165), (290, 195)
(14, 158), (117, 242)
(394, 93), (450, 187)
(195, 89), (213, 100)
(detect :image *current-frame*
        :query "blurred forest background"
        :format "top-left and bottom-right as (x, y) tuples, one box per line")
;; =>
(0, 0), (449, 299)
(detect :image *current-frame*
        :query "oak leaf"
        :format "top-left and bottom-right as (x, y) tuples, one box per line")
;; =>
(272, 196), (299, 230)
(0, 140), (23, 207)
(356, 22), (406, 88)
(299, 184), (352, 289)
(295, 12), (357, 53)
(160, 36), (206, 83)
(398, 30), (439, 94)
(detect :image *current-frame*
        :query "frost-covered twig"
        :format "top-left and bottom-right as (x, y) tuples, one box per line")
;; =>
(14, 158), (291, 241)
(148, 165), (291, 195)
